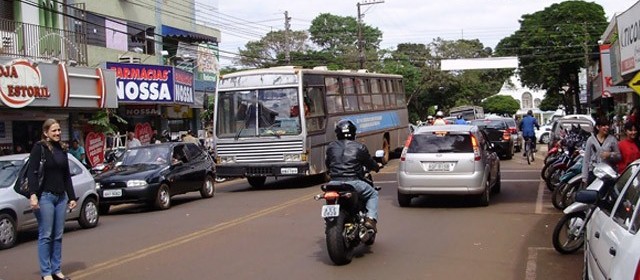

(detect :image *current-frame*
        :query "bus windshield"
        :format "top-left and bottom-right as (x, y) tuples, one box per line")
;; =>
(216, 88), (302, 138)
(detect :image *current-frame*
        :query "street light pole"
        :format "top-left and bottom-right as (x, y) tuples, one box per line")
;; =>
(357, 0), (384, 69)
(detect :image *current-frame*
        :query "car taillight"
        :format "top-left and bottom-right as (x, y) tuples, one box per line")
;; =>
(509, 127), (517, 134)
(471, 133), (480, 161)
(502, 130), (510, 141)
(400, 134), (413, 161)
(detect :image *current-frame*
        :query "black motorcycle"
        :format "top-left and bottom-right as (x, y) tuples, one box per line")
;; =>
(316, 152), (383, 265)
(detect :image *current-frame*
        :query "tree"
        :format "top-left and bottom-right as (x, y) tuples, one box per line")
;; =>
(495, 1), (607, 113)
(237, 30), (309, 68)
(538, 90), (564, 111)
(481, 95), (520, 115)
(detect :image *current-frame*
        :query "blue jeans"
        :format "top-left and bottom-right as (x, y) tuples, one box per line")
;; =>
(330, 179), (379, 220)
(34, 192), (68, 277)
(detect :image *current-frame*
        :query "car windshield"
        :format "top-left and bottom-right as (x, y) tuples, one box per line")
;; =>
(0, 160), (24, 189)
(408, 132), (473, 153)
(121, 146), (171, 166)
(470, 120), (506, 130)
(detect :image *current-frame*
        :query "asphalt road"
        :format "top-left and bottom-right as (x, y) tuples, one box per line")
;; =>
(0, 147), (583, 280)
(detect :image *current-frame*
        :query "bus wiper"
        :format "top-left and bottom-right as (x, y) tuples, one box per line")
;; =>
(234, 128), (246, 140)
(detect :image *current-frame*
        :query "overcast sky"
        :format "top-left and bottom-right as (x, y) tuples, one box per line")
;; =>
(209, 0), (637, 67)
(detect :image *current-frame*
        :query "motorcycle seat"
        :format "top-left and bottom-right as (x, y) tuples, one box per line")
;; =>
(322, 182), (356, 192)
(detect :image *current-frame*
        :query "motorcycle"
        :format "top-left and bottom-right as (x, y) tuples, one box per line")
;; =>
(90, 147), (126, 176)
(551, 153), (583, 210)
(315, 150), (384, 265)
(551, 163), (618, 254)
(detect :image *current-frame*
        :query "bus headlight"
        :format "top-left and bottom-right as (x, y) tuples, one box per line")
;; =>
(284, 153), (302, 162)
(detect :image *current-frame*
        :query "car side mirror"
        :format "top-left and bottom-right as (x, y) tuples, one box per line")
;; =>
(575, 190), (599, 204)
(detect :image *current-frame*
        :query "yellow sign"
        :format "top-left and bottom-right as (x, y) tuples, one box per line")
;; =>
(628, 72), (640, 95)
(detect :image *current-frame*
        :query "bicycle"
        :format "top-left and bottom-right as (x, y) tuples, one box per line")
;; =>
(524, 137), (535, 164)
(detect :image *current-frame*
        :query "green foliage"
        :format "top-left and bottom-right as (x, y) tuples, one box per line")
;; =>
(481, 95), (520, 115)
(237, 30), (309, 68)
(87, 109), (127, 134)
(539, 91), (564, 111)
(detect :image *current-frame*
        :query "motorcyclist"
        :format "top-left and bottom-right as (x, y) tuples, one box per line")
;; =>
(433, 111), (447, 125)
(325, 119), (381, 232)
(519, 110), (540, 156)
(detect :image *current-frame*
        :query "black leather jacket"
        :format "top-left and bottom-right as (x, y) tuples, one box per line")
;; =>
(325, 140), (379, 180)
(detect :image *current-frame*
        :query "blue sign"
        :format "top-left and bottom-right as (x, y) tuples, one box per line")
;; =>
(106, 62), (175, 103)
(343, 111), (401, 133)
(173, 68), (194, 105)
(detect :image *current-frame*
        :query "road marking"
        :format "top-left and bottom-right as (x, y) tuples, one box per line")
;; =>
(525, 247), (555, 280)
(69, 191), (317, 279)
(535, 180), (544, 214)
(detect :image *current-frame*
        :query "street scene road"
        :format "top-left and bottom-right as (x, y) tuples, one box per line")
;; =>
(0, 148), (583, 280)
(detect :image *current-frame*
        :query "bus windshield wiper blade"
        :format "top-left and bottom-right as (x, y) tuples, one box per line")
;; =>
(234, 128), (245, 140)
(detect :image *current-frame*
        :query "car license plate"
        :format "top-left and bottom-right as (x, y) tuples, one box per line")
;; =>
(427, 162), (453, 172)
(321, 205), (340, 218)
(281, 167), (298, 174)
(103, 189), (122, 198)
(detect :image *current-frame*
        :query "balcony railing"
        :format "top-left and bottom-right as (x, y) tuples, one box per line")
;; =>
(0, 18), (88, 66)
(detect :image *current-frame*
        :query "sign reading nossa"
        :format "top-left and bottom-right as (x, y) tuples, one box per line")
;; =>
(0, 59), (50, 108)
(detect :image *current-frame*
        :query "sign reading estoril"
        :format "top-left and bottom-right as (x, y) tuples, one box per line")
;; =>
(106, 62), (194, 105)
(628, 71), (640, 96)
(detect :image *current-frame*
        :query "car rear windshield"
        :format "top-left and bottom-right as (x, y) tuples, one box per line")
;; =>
(408, 132), (473, 153)
(470, 119), (506, 129)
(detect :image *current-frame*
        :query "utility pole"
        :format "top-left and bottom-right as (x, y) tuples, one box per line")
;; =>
(357, 0), (384, 69)
(284, 11), (291, 65)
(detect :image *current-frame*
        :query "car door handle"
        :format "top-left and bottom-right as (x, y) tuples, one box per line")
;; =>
(609, 247), (616, 256)
(594, 232), (600, 238)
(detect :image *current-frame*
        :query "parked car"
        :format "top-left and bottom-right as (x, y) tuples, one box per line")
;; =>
(581, 161), (640, 280)
(94, 142), (216, 214)
(469, 118), (514, 159)
(534, 123), (552, 144)
(0, 153), (99, 250)
(396, 125), (501, 207)
(548, 117), (594, 150)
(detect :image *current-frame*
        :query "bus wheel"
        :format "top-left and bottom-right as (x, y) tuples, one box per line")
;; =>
(247, 176), (266, 188)
(382, 138), (390, 164)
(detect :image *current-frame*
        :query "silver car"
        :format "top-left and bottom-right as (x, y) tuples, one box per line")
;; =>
(397, 125), (501, 207)
(0, 153), (100, 249)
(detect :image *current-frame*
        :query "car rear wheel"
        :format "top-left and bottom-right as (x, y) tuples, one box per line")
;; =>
(78, 197), (99, 228)
(492, 171), (501, 194)
(200, 175), (215, 198)
(478, 179), (490, 206)
(0, 213), (17, 250)
(154, 184), (171, 210)
(397, 191), (412, 207)
(540, 133), (550, 144)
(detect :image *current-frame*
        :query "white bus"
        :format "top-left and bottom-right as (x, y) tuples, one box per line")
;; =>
(449, 105), (484, 121)
(213, 66), (410, 187)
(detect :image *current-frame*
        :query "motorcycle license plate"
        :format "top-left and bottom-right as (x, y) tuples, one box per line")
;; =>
(321, 205), (340, 218)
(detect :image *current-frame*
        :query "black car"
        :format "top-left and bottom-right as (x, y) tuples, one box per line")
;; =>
(470, 118), (514, 159)
(94, 142), (215, 214)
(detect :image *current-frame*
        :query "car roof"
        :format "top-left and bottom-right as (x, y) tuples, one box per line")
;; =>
(414, 125), (476, 134)
(127, 142), (193, 150)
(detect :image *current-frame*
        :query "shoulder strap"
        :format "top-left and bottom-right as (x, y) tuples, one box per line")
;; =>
(40, 142), (46, 163)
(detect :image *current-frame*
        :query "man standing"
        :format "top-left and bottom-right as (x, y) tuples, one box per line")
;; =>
(126, 131), (141, 148)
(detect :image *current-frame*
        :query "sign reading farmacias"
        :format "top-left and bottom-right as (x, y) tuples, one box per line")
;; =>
(107, 62), (175, 103)
(0, 59), (50, 108)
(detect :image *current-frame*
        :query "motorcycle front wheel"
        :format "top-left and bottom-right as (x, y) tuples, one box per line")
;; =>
(552, 211), (586, 254)
(326, 211), (353, 265)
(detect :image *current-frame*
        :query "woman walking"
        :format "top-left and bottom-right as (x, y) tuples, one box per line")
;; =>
(28, 119), (77, 280)
(582, 118), (621, 186)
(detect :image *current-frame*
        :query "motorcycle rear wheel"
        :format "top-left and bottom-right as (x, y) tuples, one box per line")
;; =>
(326, 211), (353, 265)
(552, 183), (569, 210)
(552, 211), (586, 254)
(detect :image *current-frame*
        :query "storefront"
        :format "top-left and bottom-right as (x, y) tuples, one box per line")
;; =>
(105, 62), (197, 142)
(0, 57), (118, 153)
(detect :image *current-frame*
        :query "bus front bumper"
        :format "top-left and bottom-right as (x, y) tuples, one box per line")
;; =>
(216, 162), (310, 177)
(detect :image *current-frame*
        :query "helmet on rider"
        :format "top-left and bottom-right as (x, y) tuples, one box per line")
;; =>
(435, 111), (444, 118)
(527, 110), (533, 116)
(335, 119), (357, 140)
(427, 115), (434, 120)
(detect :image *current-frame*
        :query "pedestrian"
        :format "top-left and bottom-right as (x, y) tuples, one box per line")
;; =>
(69, 139), (89, 168)
(14, 144), (24, 154)
(126, 131), (141, 148)
(617, 121), (640, 173)
(426, 115), (434, 125)
(182, 130), (199, 144)
(28, 118), (76, 280)
(582, 117), (621, 186)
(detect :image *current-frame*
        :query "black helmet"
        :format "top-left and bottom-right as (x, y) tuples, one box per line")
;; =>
(335, 119), (357, 140)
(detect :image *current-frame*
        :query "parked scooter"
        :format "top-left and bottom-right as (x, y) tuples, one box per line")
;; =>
(551, 163), (618, 254)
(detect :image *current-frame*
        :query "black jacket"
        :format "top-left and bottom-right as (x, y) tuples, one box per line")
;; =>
(28, 141), (76, 199)
(325, 140), (379, 180)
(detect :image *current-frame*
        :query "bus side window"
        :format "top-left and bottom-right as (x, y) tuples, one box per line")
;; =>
(305, 87), (327, 132)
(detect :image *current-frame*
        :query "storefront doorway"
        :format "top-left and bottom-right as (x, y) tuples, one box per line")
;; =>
(13, 121), (44, 152)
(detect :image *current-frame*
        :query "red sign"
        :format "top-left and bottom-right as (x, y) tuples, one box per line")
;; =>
(0, 59), (50, 108)
(85, 132), (105, 166)
(135, 122), (153, 145)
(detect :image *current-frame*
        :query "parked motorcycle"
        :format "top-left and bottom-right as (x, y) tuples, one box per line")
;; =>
(551, 163), (618, 254)
(315, 150), (383, 265)
(90, 147), (126, 176)
(551, 153), (583, 210)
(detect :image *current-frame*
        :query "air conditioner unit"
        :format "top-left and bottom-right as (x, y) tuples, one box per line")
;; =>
(118, 55), (141, 64)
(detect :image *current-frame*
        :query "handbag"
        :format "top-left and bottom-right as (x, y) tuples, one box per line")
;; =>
(14, 145), (46, 199)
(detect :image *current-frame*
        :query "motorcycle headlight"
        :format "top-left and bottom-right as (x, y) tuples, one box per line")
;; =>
(284, 153), (302, 162)
(126, 180), (148, 188)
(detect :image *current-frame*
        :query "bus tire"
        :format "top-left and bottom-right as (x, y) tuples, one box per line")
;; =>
(247, 176), (266, 188)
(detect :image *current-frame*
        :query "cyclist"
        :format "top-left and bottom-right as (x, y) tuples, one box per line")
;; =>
(519, 110), (540, 156)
